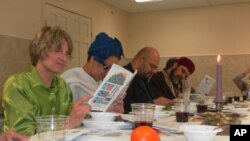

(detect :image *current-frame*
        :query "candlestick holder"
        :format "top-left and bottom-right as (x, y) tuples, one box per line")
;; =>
(201, 98), (242, 135)
(215, 101), (223, 111)
(214, 101), (224, 126)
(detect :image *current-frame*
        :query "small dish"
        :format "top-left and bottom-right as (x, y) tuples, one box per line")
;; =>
(155, 105), (165, 112)
(153, 120), (184, 134)
(90, 112), (119, 122)
(179, 125), (222, 141)
(154, 111), (173, 118)
(229, 108), (249, 117)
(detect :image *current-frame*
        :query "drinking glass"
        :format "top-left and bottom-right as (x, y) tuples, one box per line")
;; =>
(233, 92), (240, 102)
(36, 115), (69, 141)
(223, 92), (233, 103)
(175, 99), (190, 122)
(242, 91), (247, 101)
(196, 104), (208, 113)
(131, 103), (155, 129)
(182, 79), (191, 102)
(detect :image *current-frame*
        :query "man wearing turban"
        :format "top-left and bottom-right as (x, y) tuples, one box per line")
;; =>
(149, 57), (195, 106)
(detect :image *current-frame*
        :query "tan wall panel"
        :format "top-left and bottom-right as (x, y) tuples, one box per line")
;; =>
(0, 35), (31, 115)
(120, 54), (250, 98)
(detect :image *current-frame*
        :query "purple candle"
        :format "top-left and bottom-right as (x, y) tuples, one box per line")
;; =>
(216, 54), (222, 102)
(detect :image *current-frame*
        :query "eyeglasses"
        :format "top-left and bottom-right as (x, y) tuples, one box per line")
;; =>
(102, 63), (112, 71)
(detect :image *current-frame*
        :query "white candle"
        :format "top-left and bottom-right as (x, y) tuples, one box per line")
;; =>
(216, 54), (222, 102)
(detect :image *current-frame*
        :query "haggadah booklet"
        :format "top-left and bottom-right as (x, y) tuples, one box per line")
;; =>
(196, 74), (215, 95)
(88, 64), (137, 112)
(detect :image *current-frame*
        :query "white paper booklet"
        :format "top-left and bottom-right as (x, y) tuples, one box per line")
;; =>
(196, 74), (215, 94)
(88, 64), (137, 112)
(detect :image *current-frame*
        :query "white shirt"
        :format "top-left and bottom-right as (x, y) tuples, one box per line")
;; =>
(61, 67), (101, 102)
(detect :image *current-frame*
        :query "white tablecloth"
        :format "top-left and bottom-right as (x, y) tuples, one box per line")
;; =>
(30, 130), (230, 141)
(30, 101), (250, 141)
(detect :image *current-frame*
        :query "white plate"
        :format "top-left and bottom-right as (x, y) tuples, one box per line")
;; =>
(154, 111), (173, 118)
(153, 123), (183, 134)
(65, 129), (90, 141)
(83, 120), (133, 130)
(72, 129), (129, 141)
(223, 106), (249, 117)
(121, 114), (134, 122)
(155, 105), (165, 112)
(153, 118), (188, 134)
(127, 111), (173, 120)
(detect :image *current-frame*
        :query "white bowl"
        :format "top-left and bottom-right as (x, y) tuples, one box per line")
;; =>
(189, 102), (197, 113)
(230, 107), (249, 115)
(179, 125), (222, 141)
(155, 105), (165, 112)
(90, 112), (119, 121)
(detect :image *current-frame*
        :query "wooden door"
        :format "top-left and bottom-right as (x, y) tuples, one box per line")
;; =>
(43, 3), (92, 70)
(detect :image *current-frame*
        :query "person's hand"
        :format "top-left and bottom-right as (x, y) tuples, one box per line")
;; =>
(107, 98), (124, 113)
(68, 95), (92, 128)
(0, 131), (29, 141)
(153, 97), (173, 106)
(165, 98), (173, 106)
(107, 93), (126, 113)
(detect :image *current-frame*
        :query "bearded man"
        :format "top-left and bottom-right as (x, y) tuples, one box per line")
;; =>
(148, 57), (195, 106)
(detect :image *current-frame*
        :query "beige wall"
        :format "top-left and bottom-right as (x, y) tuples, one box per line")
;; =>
(0, 35), (31, 115)
(0, 0), (42, 39)
(128, 3), (250, 58)
(44, 0), (129, 53)
(0, 0), (129, 49)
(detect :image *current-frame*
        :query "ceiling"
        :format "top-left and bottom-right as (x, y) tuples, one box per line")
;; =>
(101, 0), (250, 13)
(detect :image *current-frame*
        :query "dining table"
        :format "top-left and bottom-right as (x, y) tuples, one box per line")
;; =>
(30, 101), (250, 141)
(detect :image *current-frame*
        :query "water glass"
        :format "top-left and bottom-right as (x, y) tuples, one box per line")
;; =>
(223, 92), (233, 103)
(233, 92), (240, 102)
(226, 97), (233, 103)
(36, 115), (69, 141)
(182, 79), (191, 102)
(196, 104), (208, 113)
(241, 91), (247, 101)
(174, 99), (189, 122)
(131, 103), (155, 129)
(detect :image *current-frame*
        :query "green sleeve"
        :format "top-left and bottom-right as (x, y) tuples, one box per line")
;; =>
(2, 76), (38, 136)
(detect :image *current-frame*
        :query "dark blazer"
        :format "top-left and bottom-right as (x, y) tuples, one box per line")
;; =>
(123, 63), (154, 114)
(148, 71), (176, 100)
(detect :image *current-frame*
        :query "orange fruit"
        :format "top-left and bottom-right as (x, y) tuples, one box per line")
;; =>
(131, 126), (160, 141)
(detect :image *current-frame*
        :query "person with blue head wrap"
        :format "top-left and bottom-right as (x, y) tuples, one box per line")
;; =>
(88, 32), (124, 66)
(61, 32), (125, 113)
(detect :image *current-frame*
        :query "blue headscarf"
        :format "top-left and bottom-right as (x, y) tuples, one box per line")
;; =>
(88, 32), (124, 65)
